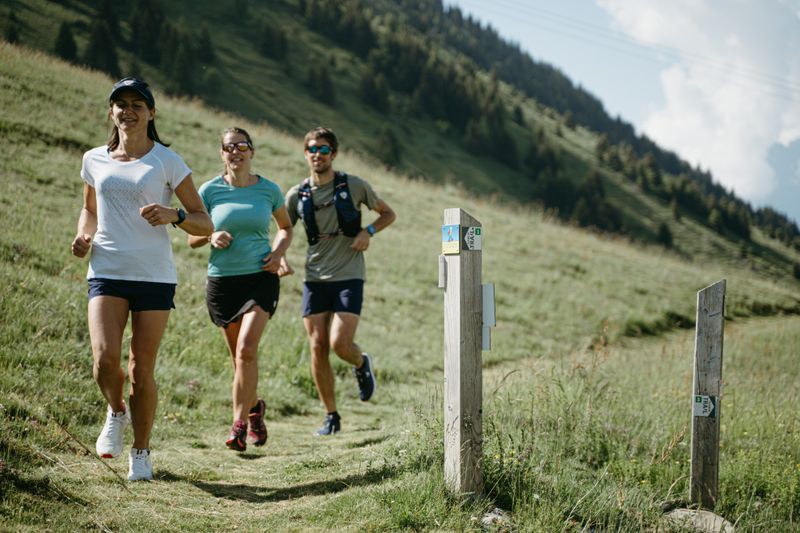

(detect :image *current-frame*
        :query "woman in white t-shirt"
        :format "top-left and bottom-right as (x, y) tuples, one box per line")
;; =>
(70, 77), (213, 481)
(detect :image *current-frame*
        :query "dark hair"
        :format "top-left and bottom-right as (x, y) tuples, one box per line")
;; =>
(304, 126), (338, 152)
(106, 95), (169, 150)
(221, 127), (254, 149)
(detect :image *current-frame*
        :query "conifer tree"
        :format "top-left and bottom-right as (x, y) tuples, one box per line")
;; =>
(203, 67), (222, 96)
(98, 0), (120, 42)
(128, 58), (143, 79)
(375, 125), (401, 166)
(196, 26), (215, 64)
(260, 22), (288, 60)
(171, 35), (197, 95)
(130, 0), (165, 64)
(359, 70), (389, 112)
(159, 23), (179, 73)
(657, 222), (673, 248)
(54, 22), (77, 62)
(83, 20), (120, 77)
(5, 11), (20, 43)
(307, 65), (334, 102)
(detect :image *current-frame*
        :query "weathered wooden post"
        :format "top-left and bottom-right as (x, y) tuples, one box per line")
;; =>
(690, 279), (726, 509)
(439, 208), (484, 496)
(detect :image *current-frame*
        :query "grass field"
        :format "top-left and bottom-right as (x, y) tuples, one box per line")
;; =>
(1, 43), (800, 531)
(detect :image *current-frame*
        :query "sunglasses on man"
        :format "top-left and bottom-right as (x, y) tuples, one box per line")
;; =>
(221, 141), (253, 153)
(306, 145), (333, 155)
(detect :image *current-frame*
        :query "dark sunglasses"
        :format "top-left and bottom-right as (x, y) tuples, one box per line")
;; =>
(221, 141), (252, 153)
(306, 145), (333, 155)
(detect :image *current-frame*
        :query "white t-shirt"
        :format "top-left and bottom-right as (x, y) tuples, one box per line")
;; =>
(81, 143), (191, 283)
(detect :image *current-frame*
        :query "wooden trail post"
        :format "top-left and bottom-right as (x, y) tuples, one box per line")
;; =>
(690, 279), (726, 509)
(439, 208), (484, 496)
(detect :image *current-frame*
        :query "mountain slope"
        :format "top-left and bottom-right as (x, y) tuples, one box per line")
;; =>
(2, 41), (800, 531)
(4, 0), (799, 275)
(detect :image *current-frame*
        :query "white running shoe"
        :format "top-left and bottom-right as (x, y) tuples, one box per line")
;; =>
(127, 448), (153, 481)
(95, 405), (131, 458)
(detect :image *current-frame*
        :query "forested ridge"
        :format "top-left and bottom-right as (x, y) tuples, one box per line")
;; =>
(5, 0), (799, 265)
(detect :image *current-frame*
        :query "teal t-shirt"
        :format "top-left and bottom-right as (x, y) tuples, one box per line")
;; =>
(198, 175), (285, 277)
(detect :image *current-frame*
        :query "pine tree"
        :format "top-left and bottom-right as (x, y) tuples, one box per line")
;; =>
(54, 22), (77, 62)
(5, 11), (20, 43)
(196, 26), (215, 64)
(83, 20), (120, 77)
(307, 65), (334, 102)
(260, 22), (288, 60)
(203, 67), (222, 96)
(359, 70), (389, 112)
(128, 58), (143, 79)
(657, 222), (673, 248)
(708, 208), (724, 233)
(98, 0), (120, 41)
(159, 23), (179, 73)
(171, 35), (197, 95)
(375, 125), (401, 166)
(130, 0), (165, 64)
(670, 198), (681, 221)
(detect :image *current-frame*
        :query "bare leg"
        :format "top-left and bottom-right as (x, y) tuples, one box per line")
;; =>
(304, 312), (336, 413)
(330, 312), (364, 367)
(128, 310), (170, 450)
(221, 306), (271, 422)
(88, 296), (130, 413)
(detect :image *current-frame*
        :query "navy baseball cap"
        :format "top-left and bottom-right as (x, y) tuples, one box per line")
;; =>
(109, 77), (155, 108)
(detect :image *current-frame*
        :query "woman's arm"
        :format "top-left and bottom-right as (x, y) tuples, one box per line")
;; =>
(140, 174), (213, 236)
(71, 183), (97, 258)
(261, 205), (293, 274)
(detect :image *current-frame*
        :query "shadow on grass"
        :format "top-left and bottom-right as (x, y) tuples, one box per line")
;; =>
(187, 463), (398, 503)
(346, 435), (389, 449)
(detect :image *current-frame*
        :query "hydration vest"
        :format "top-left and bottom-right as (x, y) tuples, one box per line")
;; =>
(298, 172), (362, 245)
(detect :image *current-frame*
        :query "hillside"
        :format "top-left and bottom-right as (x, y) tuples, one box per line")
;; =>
(2, 43), (800, 531)
(4, 0), (800, 277)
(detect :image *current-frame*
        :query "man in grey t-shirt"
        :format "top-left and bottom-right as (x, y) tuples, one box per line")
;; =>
(284, 127), (396, 436)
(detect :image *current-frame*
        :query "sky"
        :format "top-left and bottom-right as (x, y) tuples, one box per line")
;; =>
(445, 0), (800, 224)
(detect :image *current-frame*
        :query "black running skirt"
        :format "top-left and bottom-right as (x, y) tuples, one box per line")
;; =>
(206, 271), (280, 327)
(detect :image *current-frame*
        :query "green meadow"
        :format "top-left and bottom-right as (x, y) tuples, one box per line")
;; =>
(1, 43), (799, 531)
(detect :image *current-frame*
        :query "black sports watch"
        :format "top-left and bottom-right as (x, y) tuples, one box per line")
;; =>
(172, 208), (186, 227)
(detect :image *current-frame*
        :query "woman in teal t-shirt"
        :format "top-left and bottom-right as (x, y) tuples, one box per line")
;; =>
(189, 127), (293, 452)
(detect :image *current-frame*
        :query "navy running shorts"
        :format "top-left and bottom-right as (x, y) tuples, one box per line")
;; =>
(87, 278), (176, 311)
(302, 279), (364, 317)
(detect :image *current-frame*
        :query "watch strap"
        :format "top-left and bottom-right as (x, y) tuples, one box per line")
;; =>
(172, 208), (186, 227)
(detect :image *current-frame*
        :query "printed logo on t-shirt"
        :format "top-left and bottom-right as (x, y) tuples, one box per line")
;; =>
(100, 176), (147, 218)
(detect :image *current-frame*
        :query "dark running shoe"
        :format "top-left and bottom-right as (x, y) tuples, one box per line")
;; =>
(353, 353), (376, 402)
(316, 412), (341, 436)
(248, 399), (268, 447)
(225, 420), (247, 451)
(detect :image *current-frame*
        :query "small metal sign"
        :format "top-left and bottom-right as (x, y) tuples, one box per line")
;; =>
(442, 224), (460, 254)
(693, 395), (716, 418)
(462, 226), (482, 251)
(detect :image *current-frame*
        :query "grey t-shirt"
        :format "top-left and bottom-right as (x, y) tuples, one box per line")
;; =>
(286, 174), (380, 282)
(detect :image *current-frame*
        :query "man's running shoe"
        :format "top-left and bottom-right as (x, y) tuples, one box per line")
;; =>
(248, 399), (268, 447)
(353, 353), (376, 402)
(316, 412), (341, 436)
(96, 404), (130, 459)
(226, 420), (248, 451)
(127, 448), (152, 481)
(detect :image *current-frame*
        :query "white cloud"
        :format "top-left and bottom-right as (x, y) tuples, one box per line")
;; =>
(597, 0), (800, 206)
